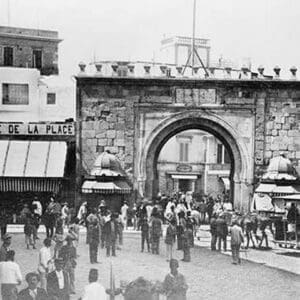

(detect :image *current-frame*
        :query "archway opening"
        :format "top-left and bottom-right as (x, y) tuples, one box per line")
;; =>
(144, 117), (244, 209)
(157, 129), (232, 202)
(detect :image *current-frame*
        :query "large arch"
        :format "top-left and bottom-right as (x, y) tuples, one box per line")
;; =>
(138, 110), (253, 212)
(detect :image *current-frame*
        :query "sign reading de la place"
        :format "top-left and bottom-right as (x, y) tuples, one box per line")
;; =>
(0, 122), (75, 136)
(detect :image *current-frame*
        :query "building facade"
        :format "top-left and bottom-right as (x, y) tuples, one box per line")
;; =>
(0, 26), (75, 216)
(0, 26), (61, 75)
(157, 129), (230, 198)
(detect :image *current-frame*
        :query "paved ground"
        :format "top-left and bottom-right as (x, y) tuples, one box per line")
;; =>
(6, 231), (300, 300)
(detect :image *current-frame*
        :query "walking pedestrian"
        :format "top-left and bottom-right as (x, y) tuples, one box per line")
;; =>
(198, 200), (207, 224)
(165, 218), (176, 261)
(206, 197), (214, 222)
(59, 235), (77, 294)
(38, 238), (53, 290)
(103, 212), (118, 257)
(120, 202), (129, 230)
(53, 234), (64, 259)
(61, 203), (69, 228)
(0, 233), (12, 262)
(24, 214), (36, 250)
(150, 211), (162, 255)
(87, 220), (100, 264)
(230, 220), (244, 265)
(140, 216), (150, 252)
(32, 196), (42, 240)
(176, 211), (186, 251)
(182, 223), (193, 262)
(210, 214), (218, 251)
(55, 214), (64, 236)
(216, 214), (228, 252)
(0, 209), (9, 240)
(0, 250), (22, 300)
(116, 213), (124, 249)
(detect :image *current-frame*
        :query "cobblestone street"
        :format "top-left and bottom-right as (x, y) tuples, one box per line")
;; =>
(7, 231), (300, 300)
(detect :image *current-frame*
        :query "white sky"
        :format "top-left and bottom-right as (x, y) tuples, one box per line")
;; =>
(1, 0), (300, 76)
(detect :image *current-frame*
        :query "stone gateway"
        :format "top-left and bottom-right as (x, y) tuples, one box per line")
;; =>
(76, 76), (300, 212)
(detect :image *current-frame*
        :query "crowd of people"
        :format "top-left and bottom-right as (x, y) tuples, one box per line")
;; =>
(0, 191), (254, 300)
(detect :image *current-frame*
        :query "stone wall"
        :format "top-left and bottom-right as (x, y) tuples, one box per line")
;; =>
(79, 84), (138, 179)
(77, 77), (300, 207)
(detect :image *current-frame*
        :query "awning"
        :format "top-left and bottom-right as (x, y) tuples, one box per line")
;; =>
(0, 177), (62, 193)
(280, 194), (300, 201)
(273, 185), (300, 194)
(255, 183), (276, 193)
(0, 140), (67, 192)
(219, 177), (230, 190)
(82, 180), (131, 194)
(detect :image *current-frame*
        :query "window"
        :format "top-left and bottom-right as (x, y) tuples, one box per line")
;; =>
(2, 84), (29, 105)
(179, 142), (189, 162)
(217, 143), (230, 164)
(47, 93), (56, 105)
(3, 47), (13, 66)
(32, 49), (42, 69)
(217, 144), (223, 164)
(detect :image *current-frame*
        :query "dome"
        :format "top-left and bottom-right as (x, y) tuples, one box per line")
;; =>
(262, 155), (299, 181)
(91, 151), (126, 177)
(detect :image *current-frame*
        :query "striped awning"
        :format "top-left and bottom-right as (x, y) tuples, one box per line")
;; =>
(82, 180), (131, 194)
(0, 140), (67, 177)
(0, 140), (67, 192)
(0, 177), (62, 193)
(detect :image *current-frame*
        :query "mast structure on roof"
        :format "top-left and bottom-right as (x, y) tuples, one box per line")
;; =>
(183, 0), (209, 77)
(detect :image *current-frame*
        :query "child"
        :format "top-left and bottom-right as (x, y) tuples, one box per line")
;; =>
(165, 218), (176, 261)
(140, 216), (150, 252)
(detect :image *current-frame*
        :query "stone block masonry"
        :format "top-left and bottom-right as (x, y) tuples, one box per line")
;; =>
(76, 76), (300, 209)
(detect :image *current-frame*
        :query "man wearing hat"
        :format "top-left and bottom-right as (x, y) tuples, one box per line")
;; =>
(58, 235), (77, 294)
(47, 258), (70, 300)
(18, 272), (48, 300)
(230, 220), (244, 265)
(80, 269), (106, 300)
(103, 212), (118, 257)
(163, 259), (188, 300)
(216, 213), (228, 252)
(0, 233), (12, 261)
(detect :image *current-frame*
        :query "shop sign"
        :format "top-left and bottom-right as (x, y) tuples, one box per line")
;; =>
(0, 122), (75, 136)
(176, 164), (192, 172)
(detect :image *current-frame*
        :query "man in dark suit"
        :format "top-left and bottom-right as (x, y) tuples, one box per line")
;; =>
(47, 258), (70, 300)
(18, 272), (48, 300)
(103, 212), (118, 257)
